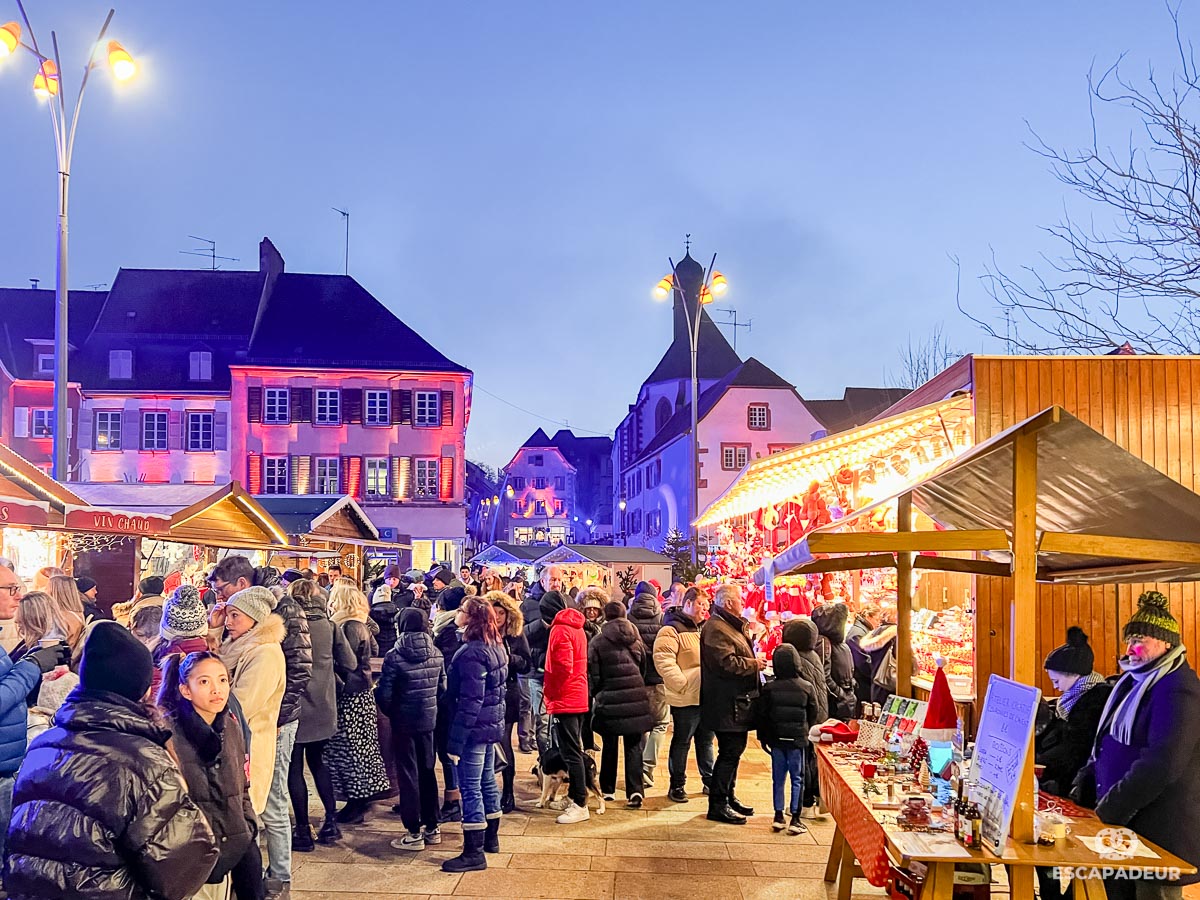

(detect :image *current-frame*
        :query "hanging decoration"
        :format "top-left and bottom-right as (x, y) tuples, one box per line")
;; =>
(65, 533), (132, 554)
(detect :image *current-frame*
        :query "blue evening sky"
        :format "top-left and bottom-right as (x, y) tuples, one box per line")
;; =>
(0, 1), (1184, 467)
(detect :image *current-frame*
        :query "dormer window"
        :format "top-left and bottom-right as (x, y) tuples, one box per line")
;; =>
(109, 350), (133, 380)
(189, 351), (213, 382)
(36, 353), (54, 374)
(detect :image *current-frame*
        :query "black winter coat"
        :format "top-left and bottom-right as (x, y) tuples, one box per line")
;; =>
(588, 618), (653, 735)
(812, 604), (856, 721)
(369, 600), (400, 652)
(1035, 682), (1112, 798)
(523, 591), (566, 673)
(781, 618), (830, 723)
(503, 633), (532, 725)
(167, 704), (256, 883)
(700, 605), (761, 733)
(628, 591), (664, 685)
(432, 611), (462, 662)
(376, 632), (445, 734)
(337, 620), (377, 695)
(274, 592), (313, 727)
(759, 645), (820, 747)
(6, 689), (219, 900)
(445, 641), (508, 757)
(295, 592), (346, 744)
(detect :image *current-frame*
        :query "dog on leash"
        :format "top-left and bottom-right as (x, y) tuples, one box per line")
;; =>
(533, 748), (606, 815)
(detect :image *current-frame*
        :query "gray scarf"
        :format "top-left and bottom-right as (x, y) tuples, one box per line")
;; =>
(1097, 644), (1187, 745)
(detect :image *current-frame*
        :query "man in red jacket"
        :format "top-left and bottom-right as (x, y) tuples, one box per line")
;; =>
(544, 605), (590, 824)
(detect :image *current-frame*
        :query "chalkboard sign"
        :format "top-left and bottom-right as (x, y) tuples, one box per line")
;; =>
(967, 674), (1041, 853)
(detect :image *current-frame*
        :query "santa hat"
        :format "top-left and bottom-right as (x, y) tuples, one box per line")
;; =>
(920, 662), (958, 742)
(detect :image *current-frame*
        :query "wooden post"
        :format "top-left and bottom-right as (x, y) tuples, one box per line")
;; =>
(1010, 429), (1038, 878)
(896, 491), (914, 697)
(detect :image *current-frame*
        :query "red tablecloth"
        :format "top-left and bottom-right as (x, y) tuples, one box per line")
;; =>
(815, 745), (893, 888)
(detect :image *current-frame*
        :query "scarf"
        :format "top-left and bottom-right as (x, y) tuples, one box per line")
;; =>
(218, 626), (261, 675)
(1097, 644), (1187, 745)
(172, 700), (226, 764)
(1057, 671), (1103, 719)
(331, 608), (367, 627)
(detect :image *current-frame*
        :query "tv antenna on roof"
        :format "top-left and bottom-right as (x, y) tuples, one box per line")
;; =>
(713, 308), (752, 352)
(180, 236), (239, 270)
(332, 207), (349, 275)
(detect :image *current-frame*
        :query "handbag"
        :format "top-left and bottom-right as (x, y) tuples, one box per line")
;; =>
(732, 690), (762, 728)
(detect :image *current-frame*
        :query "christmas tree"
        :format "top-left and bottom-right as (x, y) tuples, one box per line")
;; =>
(662, 528), (702, 583)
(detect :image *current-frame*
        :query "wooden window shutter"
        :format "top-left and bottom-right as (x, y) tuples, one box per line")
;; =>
(214, 411), (229, 451)
(78, 411), (93, 449)
(766, 405), (772, 429)
(121, 411), (139, 450)
(397, 456), (413, 498)
(440, 390), (454, 427)
(339, 455), (351, 494)
(342, 388), (363, 424)
(247, 387), (263, 423)
(347, 456), (362, 498)
(390, 390), (403, 425)
(290, 456), (306, 494)
(399, 390), (413, 426)
(167, 410), (184, 450)
(390, 456), (403, 500)
(12, 408), (28, 439)
(247, 454), (263, 494)
(439, 456), (454, 500)
(291, 387), (313, 423)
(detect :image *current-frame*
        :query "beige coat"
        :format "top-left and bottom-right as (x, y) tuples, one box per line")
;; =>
(654, 622), (702, 708)
(220, 614), (287, 814)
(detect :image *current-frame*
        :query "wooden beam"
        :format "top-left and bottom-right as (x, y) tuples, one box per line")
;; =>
(1010, 429), (1038, 848)
(787, 554), (896, 576)
(913, 556), (1012, 578)
(807, 529), (1010, 554)
(1039, 531), (1200, 565)
(895, 493), (914, 698)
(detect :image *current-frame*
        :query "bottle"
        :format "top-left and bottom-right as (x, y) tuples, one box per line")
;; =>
(952, 779), (965, 841)
(967, 801), (983, 849)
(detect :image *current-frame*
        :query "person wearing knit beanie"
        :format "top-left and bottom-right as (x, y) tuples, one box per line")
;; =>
(79, 620), (154, 701)
(160, 585), (210, 642)
(1123, 590), (1181, 650)
(1044, 626), (1095, 677)
(227, 586), (276, 627)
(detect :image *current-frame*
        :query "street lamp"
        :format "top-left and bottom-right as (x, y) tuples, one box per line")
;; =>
(653, 244), (727, 566)
(2, 4), (138, 481)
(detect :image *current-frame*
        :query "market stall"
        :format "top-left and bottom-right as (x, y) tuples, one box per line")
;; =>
(469, 542), (543, 580)
(531, 544), (673, 601)
(0, 442), (92, 582)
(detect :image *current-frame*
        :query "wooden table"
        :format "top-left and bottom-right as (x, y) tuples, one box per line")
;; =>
(816, 744), (1195, 899)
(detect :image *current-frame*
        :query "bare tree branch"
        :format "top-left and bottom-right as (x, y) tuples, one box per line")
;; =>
(889, 322), (964, 389)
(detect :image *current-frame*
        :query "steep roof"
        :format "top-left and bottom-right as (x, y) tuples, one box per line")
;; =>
(520, 428), (553, 448)
(805, 387), (912, 435)
(631, 357), (797, 465)
(0, 289), (107, 380)
(642, 254), (741, 387)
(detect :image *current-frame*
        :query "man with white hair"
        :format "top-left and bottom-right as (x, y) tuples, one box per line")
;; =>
(700, 583), (766, 825)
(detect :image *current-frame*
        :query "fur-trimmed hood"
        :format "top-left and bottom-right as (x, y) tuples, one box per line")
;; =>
(859, 623), (897, 653)
(218, 613), (286, 672)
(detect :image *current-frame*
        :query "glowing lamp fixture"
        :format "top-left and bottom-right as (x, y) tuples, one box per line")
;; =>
(107, 41), (136, 81)
(710, 270), (728, 295)
(506, 485), (514, 498)
(586, 519), (592, 527)
(699, 284), (714, 305)
(33, 59), (58, 99)
(492, 494), (499, 504)
(653, 274), (674, 300)
(0, 21), (19, 57)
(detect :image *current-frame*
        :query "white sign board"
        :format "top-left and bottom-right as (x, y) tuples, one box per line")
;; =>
(968, 674), (1041, 853)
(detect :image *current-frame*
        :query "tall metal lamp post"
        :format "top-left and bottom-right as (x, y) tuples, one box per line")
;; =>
(1, 4), (138, 480)
(653, 245), (727, 565)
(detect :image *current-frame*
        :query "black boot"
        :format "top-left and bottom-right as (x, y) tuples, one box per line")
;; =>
(501, 786), (516, 814)
(292, 824), (315, 852)
(441, 828), (487, 872)
(484, 816), (501, 853)
(335, 798), (369, 824)
(316, 817), (342, 844)
(439, 797), (463, 823)
(729, 797), (755, 817)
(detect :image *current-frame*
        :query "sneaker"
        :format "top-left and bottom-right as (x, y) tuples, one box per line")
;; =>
(390, 831), (425, 851)
(423, 826), (443, 845)
(263, 878), (290, 900)
(667, 787), (689, 803)
(802, 804), (821, 820)
(788, 812), (807, 835)
(772, 811), (785, 833)
(627, 794), (643, 810)
(643, 769), (655, 788)
(556, 801), (590, 824)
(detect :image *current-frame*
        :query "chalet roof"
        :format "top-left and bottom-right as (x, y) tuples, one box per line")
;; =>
(534, 544), (673, 566)
(254, 495), (379, 542)
(805, 387), (912, 434)
(0, 289), (107, 380)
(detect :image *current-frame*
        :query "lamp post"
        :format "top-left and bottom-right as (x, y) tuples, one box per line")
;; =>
(653, 246), (727, 565)
(2, 4), (138, 480)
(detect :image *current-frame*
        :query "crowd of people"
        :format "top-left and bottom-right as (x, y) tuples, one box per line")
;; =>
(0, 556), (1195, 899)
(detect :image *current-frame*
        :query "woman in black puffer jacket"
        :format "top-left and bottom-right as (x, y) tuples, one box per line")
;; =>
(6, 622), (218, 900)
(442, 598), (508, 873)
(487, 591), (531, 813)
(811, 603), (857, 721)
(588, 602), (654, 807)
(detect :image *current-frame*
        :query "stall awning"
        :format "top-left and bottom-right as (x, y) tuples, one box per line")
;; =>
(759, 407), (1200, 585)
(533, 544), (673, 568)
(0, 443), (87, 512)
(695, 395), (975, 527)
(253, 495), (384, 546)
(470, 542), (545, 567)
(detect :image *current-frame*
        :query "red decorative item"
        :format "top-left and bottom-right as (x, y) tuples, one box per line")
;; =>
(920, 662), (958, 742)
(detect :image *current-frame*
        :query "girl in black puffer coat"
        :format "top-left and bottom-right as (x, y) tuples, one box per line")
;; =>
(376, 608), (445, 846)
(6, 621), (219, 900)
(486, 592), (531, 813)
(760, 645), (820, 833)
(811, 603), (857, 721)
(781, 618), (829, 723)
(588, 602), (653, 806)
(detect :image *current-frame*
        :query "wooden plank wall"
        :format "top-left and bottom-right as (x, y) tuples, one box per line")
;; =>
(972, 356), (1200, 696)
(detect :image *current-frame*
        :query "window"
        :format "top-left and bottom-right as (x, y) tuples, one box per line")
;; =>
(31, 409), (53, 438)
(722, 444), (750, 470)
(414, 391), (440, 427)
(263, 457), (289, 494)
(315, 457), (340, 493)
(186, 412), (214, 452)
(530, 454), (544, 467)
(365, 390), (390, 425)
(516, 499), (528, 513)
(95, 411), (121, 450)
(554, 476), (565, 491)
(315, 389), (340, 425)
(36, 353), (54, 374)
(263, 388), (289, 424)
(415, 458), (439, 498)
(365, 457), (389, 496)
(533, 476), (547, 490)
(511, 476), (526, 490)
(647, 510), (661, 537)
(748, 404), (770, 430)
(189, 351), (213, 382)
(553, 499), (563, 515)
(109, 349), (132, 380)
(535, 500), (547, 516)
(141, 412), (168, 450)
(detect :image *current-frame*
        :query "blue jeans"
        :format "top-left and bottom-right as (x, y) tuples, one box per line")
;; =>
(262, 720), (297, 882)
(455, 741), (501, 830)
(0, 774), (13, 859)
(667, 705), (715, 791)
(770, 744), (804, 814)
(527, 675), (551, 755)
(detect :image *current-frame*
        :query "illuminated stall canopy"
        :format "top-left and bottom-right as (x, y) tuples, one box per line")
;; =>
(470, 542), (544, 573)
(255, 495), (387, 548)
